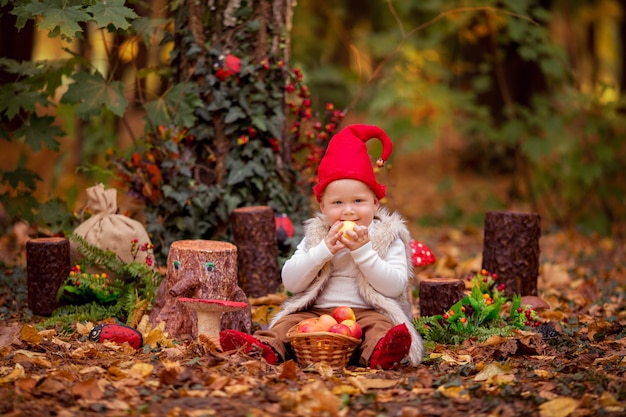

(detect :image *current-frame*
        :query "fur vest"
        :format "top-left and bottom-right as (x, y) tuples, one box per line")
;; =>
(270, 207), (423, 366)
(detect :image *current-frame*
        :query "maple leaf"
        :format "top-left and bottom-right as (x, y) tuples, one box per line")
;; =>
(0, 84), (41, 120)
(87, 0), (138, 30)
(24, 0), (91, 41)
(24, 115), (63, 151)
(62, 72), (128, 117)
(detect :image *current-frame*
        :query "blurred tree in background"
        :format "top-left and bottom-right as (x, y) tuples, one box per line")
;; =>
(1, 0), (625, 259)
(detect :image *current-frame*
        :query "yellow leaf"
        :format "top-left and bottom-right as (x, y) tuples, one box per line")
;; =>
(0, 363), (25, 384)
(474, 362), (512, 382)
(14, 350), (52, 368)
(539, 397), (579, 417)
(437, 385), (470, 400)
(435, 352), (473, 365)
(337, 382), (361, 395)
(127, 362), (153, 379)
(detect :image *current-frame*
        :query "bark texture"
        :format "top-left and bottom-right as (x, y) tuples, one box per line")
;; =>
(26, 237), (70, 316)
(482, 211), (541, 297)
(149, 240), (251, 338)
(230, 206), (281, 297)
(418, 277), (466, 317)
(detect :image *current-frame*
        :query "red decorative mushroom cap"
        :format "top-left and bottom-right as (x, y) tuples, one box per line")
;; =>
(409, 240), (436, 267)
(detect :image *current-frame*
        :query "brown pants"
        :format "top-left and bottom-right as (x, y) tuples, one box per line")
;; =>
(254, 308), (395, 366)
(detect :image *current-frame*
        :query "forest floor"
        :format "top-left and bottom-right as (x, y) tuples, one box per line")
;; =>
(0, 145), (625, 416)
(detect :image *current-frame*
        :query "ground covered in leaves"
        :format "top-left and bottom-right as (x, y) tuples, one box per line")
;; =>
(1, 227), (625, 417)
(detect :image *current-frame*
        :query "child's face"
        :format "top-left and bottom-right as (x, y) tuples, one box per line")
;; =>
(319, 179), (379, 227)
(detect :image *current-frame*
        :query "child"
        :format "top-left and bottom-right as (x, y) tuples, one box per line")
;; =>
(221, 124), (423, 369)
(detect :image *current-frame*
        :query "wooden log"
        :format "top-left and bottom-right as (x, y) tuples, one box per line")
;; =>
(482, 211), (541, 297)
(26, 237), (70, 316)
(149, 240), (252, 339)
(418, 277), (466, 317)
(230, 206), (281, 297)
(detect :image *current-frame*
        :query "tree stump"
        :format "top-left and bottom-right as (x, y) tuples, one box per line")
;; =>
(26, 237), (70, 316)
(482, 211), (541, 297)
(418, 277), (466, 317)
(149, 240), (251, 339)
(230, 206), (281, 297)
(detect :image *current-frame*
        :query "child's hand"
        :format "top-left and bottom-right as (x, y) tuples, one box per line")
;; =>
(325, 222), (346, 254)
(325, 221), (370, 253)
(340, 224), (370, 251)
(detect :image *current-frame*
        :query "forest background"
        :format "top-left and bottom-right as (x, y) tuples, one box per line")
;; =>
(1, 0), (625, 262)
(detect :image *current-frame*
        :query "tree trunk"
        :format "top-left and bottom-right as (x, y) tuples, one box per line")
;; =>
(481, 211), (541, 297)
(230, 206), (281, 297)
(26, 237), (70, 316)
(149, 240), (251, 338)
(418, 277), (466, 317)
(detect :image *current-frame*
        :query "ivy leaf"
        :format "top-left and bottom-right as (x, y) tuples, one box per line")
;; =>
(144, 83), (200, 128)
(224, 106), (246, 123)
(25, 0), (91, 40)
(62, 72), (128, 117)
(87, 0), (138, 30)
(24, 115), (63, 151)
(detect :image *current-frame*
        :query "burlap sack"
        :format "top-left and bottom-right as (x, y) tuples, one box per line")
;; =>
(70, 183), (154, 268)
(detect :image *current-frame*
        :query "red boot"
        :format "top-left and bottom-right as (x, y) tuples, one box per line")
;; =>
(369, 323), (411, 369)
(220, 330), (279, 365)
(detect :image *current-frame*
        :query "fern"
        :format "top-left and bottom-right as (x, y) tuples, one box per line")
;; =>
(42, 234), (164, 328)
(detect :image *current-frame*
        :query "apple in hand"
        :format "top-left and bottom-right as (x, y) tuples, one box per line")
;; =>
(317, 314), (338, 331)
(296, 317), (320, 333)
(327, 323), (352, 336)
(339, 220), (356, 239)
(341, 319), (362, 339)
(332, 306), (356, 323)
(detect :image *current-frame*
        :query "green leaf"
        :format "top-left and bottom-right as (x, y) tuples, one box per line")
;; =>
(144, 83), (200, 128)
(24, 115), (64, 151)
(224, 106), (246, 123)
(25, 0), (91, 40)
(1, 167), (42, 190)
(0, 84), (42, 119)
(62, 72), (128, 117)
(87, 0), (138, 30)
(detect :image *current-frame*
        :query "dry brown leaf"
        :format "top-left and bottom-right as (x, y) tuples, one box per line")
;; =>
(74, 322), (93, 336)
(37, 377), (66, 394)
(71, 378), (104, 400)
(278, 360), (297, 380)
(280, 380), (341, 416)
(20, 324), (42, 344)
(355, 377), (400, 390)
(14, 376), (38, 395)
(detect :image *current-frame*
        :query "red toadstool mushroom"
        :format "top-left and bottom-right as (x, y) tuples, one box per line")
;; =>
(178, 298), (247, 350)
(409, 239), (436, 267)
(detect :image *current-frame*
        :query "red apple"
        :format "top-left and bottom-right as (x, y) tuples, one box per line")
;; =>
(341, 319), (362, 339)
(327, 323), (352, 336)
(316, 314), (338, 332)
(332, 306), (356, 323)
(296, 317), (319, 333)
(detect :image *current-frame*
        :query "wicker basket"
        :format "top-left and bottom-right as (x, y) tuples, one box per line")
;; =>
(287, 325), (361, 368)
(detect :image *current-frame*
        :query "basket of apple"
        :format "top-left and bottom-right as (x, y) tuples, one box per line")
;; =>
(286, 306), (362, 368)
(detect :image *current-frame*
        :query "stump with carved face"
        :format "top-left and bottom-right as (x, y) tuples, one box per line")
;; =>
(149, 240), (251, 339)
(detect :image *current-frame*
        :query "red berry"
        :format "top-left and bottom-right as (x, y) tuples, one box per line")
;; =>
(492, 273), (497, 279)
(443, 313), (449, 320)
(517, 307), (523, 313)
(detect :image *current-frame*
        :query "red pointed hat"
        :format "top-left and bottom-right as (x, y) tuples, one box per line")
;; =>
(313, 124), (393, 201)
